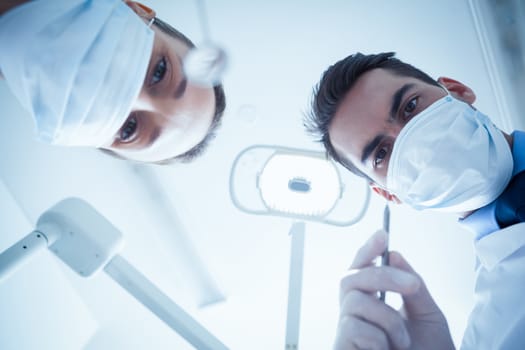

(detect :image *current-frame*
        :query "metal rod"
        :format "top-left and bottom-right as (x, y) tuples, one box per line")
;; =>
(379, 203), (390, 302)
(104, 254), (228, 350)
(284, 222), (306, 350)
(195, 0), (212, 42)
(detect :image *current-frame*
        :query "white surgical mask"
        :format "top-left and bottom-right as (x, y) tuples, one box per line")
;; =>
(0, 0), (154, 147)
(386, 94), (513, 212)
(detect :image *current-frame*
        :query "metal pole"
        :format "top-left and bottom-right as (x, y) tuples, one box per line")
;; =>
(104, 254), (229, 350)
(284, 222), (305, 350)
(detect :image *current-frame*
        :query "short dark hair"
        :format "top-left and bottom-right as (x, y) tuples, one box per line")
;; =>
(101, 17), (226, 164)
(304, 52), (439, 180)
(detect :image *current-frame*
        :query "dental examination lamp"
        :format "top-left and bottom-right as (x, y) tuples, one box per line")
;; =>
(230, 145), (371, 350)
(0, 198), (228, 350)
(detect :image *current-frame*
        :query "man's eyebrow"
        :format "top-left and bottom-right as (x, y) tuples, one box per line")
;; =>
(360, 84), (416, 164)
(361, 134), (385, 164)
(390, 83), (415, 120)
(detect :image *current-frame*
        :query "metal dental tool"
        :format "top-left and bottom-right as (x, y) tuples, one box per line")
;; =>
(183, 0), (228, 87)
(379, 203), (390, 302)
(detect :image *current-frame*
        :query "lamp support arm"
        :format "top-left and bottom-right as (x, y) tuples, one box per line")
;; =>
(104, 254), (229, 350)
(0, 230), (48, 282)
(284, 222), (306, 349)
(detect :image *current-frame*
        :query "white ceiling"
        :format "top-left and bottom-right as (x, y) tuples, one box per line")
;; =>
(0, 1), (522, 349)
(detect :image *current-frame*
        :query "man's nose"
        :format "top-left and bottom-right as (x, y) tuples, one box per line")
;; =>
(133, 92), (156, 111)
(135, 93), (175, 117)
(386, 122), (403, 137)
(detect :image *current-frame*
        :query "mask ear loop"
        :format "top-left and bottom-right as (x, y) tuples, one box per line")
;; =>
(437, 82), (452, 96)
(147, 17), (155, 28)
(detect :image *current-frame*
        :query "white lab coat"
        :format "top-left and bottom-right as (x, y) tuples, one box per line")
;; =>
(461, 222), (525, 349)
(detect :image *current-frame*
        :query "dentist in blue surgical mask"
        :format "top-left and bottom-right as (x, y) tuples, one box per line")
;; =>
(0, 0), (226, 164)
(305, 52), (525, 349)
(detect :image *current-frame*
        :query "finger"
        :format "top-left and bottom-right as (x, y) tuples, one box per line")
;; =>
(389, 251), (442, 318)
(340, 290), (411, 349)
(340, 265), (420, 304)
(334, 316), (390, 350)
(350, 230), (388, 269)
(339, 269), (376, 304)
(388, 251), (417, 274)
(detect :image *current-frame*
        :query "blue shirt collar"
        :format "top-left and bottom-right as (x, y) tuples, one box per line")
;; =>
(511, 130), (525, 176)
(459, 130), (525, 240)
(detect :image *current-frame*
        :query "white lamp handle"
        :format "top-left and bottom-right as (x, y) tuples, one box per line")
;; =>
(0, 230), (48, 282)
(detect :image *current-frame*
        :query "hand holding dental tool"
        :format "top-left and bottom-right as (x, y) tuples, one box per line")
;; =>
(335, 230), (455, 350)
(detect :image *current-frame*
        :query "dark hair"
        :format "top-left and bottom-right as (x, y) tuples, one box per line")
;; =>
(304, 52), (439, 180)
(102, 17), (226, 164)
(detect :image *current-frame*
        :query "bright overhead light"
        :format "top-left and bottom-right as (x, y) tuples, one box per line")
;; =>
(258, 153), (341, 217)
(229, 144), (370, 226)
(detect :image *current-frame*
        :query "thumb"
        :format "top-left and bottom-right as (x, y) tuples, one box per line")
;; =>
(389, 251), (443, 319)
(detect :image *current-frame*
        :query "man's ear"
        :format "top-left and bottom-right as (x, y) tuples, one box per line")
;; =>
(437, 76), (476, 104)
(124, 1), (156, 21)
(369, 182), (401, 204)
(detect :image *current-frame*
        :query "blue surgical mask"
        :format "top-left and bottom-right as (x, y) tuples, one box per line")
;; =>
(0, 0), (154, 147)
(386, 94), (513, 213)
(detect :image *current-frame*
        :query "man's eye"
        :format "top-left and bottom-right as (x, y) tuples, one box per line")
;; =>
(403, 97), (418, 119)
(151, 57), (167, 85)
(118, 116), (138, 142)
(373, 147), (388, 168)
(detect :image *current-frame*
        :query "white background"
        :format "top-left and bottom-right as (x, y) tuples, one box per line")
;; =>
(0, 0), (523, 349)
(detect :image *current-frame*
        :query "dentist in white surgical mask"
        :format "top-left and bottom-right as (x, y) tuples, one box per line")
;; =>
(0, 0), (226, 164)
(305, 52), (525, 349)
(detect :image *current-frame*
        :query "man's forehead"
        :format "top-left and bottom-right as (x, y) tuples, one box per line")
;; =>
(328, 69), (411, 165)
(331, 68), (423, 126)
(346, 68), (415, 100)
(330, 70), (393, 131)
